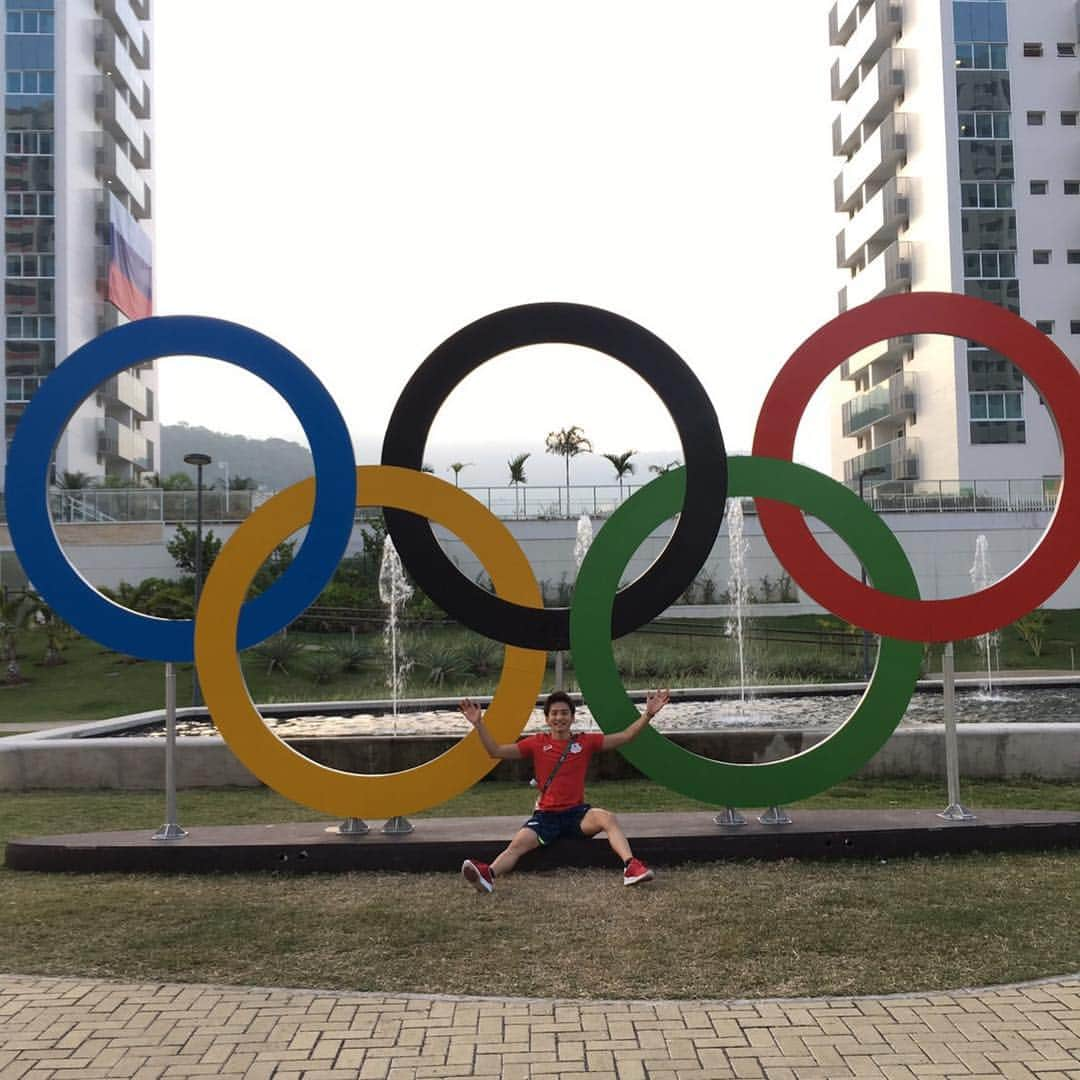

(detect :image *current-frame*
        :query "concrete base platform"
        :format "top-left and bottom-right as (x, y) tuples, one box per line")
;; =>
(8, 809), (1080, 874)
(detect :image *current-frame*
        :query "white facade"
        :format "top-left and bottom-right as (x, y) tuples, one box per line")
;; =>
(1, 0), (156, 487)
(828, 0), (1073, 494)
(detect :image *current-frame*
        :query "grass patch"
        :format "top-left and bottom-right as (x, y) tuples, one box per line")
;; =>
(1, 781), (1078, 999)
(7, 609), (1080, 729)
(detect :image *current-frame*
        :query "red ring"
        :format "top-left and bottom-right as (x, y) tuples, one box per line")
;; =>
(752, 292), (1080, 642)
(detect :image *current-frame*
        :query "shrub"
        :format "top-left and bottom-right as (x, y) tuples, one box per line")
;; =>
(253, 633), (304, 675)
(305, 650), (344, 685)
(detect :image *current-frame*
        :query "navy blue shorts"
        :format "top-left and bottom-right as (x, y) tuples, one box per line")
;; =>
(524, 804), (591, 846)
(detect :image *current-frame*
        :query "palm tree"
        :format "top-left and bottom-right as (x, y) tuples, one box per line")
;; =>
(448, 462), (474, 487)
(507, 452), (530, 518)
(648, 459), (683, 476)
(545, 426), (592, 516)
(602, 450), (637, 502)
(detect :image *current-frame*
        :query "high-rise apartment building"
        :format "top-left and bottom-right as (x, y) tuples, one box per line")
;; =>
(2, 0), (156, 486)
(828, 0), (1072, 496)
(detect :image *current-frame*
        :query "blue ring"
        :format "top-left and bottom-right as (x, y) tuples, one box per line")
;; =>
(4, 316), (356, 661)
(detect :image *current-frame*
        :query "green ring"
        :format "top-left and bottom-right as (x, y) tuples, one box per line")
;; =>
(569, 456), (923, 806)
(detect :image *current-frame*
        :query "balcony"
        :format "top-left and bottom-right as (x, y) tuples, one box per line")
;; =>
(841, 370), (917, 436)
(95, 23), (150, 118)
(839, 239), (912, 311)
(94, 78), (150, 168)
(832, 0), (903, 102)
(95, 0), (149, 68)
(834, 113), (907, 213)
(829, 0), (862, 45)
(98, 371), (152, 419)
(836, 176), (909, 268)
(843, 435), (919, 484)
(840, 334), (913, 380)
(97, 417), (152, 470)
(95, 133), (150, 219)
(834, 47), (906, 156)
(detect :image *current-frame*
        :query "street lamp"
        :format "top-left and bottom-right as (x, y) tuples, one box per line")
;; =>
(858, 466), (887, 679)
(183, 451), (211, 706)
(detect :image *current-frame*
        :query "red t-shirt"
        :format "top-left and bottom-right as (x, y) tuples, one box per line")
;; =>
(517, 731), (605, 811)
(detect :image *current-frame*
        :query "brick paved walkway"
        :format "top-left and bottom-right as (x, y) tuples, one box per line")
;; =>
(0, 973), (1077, 1079)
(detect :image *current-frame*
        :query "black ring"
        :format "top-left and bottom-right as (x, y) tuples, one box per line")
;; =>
(381, 302), (728, 649)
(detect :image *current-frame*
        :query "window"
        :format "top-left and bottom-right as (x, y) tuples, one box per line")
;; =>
(1071, 321), (1080, 334)
(1062, 111), (1079, 125)
(1068, 250), (1080, 264)
(1035, 320), (1055, 333)
(1033, 250), (1051, 264)
(1066, 181), (1080, 195)
(970, 391), (1026, 444)
(1030, 179), (1048, 194)
(955, 43), (1009, 70)
(3, 192), (54, 217)
(1023, 42), (1044, 57)
(963, 250), (1016, 278)
(1058, 43), (1077, 57)
(961, 181), (1013, 207)
(4, 70), (55, 95)
(3, 253), (54, 278)
(5, 11), (54, 34)
(3, 132), (53, 156)
(971, 391), (1023, 420)
(957, 110), (1011, 138)
(1027, 110), (1046, 125)
(4, 315), (54, 339)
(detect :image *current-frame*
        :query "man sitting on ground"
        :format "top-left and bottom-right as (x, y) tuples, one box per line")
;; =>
(459, 688), (670, 892)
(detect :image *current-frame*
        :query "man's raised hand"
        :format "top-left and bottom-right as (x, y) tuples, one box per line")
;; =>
(645, 688), (670, 719)
(459, 698), (483, 728)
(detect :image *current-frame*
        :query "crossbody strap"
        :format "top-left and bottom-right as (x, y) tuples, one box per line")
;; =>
(537, 736), (576, 801)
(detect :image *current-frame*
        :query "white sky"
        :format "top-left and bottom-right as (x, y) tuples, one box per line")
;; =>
(152, 2), (839, 485)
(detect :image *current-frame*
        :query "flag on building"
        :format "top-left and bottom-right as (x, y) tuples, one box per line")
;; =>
(106, 191), (152, 320)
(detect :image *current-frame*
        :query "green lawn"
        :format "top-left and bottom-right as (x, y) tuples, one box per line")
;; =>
(1, 781), (1078, 1000)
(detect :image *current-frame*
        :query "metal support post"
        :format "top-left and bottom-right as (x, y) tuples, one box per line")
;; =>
(382, 816), (415, 834)
(758, 805), (793, 825)
(713, 807), (747, 827)
(328, 818), (370, 836)
(152, 662), (187, 841)
(939, 642), (976, 821)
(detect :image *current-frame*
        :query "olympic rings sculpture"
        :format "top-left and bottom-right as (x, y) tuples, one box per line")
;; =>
(5, 293), (1078, 817)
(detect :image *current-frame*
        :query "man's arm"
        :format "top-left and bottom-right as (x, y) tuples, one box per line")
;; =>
(600, 688), (670, 751)
(460, 698), (524, 759)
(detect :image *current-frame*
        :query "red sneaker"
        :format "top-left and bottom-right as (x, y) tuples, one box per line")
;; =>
(461, 858), (494, 894)
(623, 857), (654, 886)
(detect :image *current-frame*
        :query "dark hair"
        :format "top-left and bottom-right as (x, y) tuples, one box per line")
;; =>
(543, 691), (575, 716)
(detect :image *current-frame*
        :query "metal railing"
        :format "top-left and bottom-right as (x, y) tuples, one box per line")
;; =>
(0, 477), (1063, 526)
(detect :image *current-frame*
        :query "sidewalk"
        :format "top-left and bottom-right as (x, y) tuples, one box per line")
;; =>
(1, 973), (1077, 1078)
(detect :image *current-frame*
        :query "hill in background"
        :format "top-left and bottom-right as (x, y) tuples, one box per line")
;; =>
(160, 424), (313, 490)
(162, 423), (688, 492)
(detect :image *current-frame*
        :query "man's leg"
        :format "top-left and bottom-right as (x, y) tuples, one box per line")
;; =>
(491, 827), (541, 878)
(580, 807), (632, 861)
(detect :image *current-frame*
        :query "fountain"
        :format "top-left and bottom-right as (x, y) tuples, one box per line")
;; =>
(970, 535), (999, 696)
(574, 513), (594, 571)
(332, 535), (414, 837)
(726, 498), (751, 704)
(378, 535), (414, 733)
(716, 497), (753, 828)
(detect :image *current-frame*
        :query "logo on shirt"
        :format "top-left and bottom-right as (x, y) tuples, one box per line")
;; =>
(570, 742), (582, 754)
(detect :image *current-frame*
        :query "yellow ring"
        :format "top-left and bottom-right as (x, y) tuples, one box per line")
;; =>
(194, 465), (546, 818)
